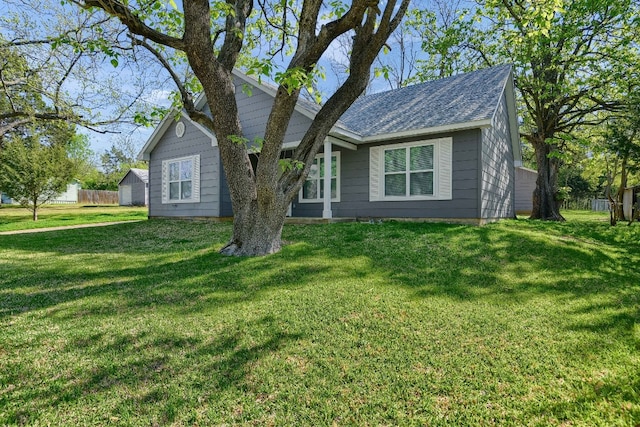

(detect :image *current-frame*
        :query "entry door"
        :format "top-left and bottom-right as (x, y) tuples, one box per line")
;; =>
(120, 185), (132, 205)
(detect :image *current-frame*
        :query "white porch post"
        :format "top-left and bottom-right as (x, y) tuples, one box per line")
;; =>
(322, 138), (332, 219)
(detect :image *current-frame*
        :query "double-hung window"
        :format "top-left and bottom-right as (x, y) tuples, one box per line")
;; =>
(370, 138), (452, 201)
(300, 152), (340, 203)
(384, 145), (434, 197)
(162, 155), (200, 203)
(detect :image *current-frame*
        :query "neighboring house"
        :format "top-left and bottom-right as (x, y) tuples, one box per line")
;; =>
(514, 166), (538, 215)
(139, 64), (523, 224)
(118, 168), (149, 206)
(1, 183), (79, 205)
(51, 182), (80, 204)
(1, 192), (13, 204)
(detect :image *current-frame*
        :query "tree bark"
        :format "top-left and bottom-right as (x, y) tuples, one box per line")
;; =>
(220, 197), (289, 256)
(530, 137), (565, 221)
(615, 156), (628, 221)
(32, 200), (38, 221)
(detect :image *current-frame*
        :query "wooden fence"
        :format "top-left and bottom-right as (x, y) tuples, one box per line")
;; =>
(78, 189), (119, 205)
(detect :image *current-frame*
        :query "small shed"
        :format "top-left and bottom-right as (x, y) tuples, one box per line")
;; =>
(119, 168), (149, 206)
(514, 166), (537, 215)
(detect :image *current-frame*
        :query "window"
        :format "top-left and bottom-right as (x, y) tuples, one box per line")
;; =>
(162, 155), (200, 203)
(370, 138), (452, 201)
(300, 152), (340, 203)
(384, 145), (434, 197)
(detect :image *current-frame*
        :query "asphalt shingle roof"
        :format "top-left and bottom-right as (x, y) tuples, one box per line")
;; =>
(336, 64), (512, 137)
(129, 168), (149, 183)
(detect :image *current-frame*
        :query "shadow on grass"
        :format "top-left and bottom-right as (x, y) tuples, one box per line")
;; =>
(1, 218), (637, 335)
(1, 218), (638, 423)
(0, 224), (327, 318)
(5, 315), (302, 425)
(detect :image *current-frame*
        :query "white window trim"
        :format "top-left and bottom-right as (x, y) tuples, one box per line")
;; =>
(162, 154), (201, 204)
(370, 137), (452, 202)
(298, 151), (341, 203)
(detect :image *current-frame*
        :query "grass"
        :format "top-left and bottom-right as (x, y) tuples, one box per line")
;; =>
(0, 204), (147, 232)
(0, 210), (638, 425)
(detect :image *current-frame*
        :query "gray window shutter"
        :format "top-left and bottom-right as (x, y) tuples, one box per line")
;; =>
(369, 146), (381, 201)
(192, 155), (201, 202)
(437, 138), (453, 200)
(161, 160), (168, 204)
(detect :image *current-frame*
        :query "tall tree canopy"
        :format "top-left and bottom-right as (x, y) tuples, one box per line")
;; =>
(67, 0), (410, 256)
(463, 0), (639, 220)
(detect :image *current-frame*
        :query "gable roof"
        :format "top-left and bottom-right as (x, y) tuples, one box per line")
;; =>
(338, 64), (513, 138)
(118, 168), (149, 185)
(129, 168), (149, 182)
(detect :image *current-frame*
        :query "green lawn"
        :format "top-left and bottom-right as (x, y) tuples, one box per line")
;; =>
(0, 204), (147, 232)
(1, 211), (638, 425)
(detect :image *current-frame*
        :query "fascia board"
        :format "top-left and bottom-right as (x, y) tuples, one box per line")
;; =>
(137, 110), (216, 161)
(358, 119), (493, 144)
(281, 136), (357, 152)
(138, 109), (179, 161)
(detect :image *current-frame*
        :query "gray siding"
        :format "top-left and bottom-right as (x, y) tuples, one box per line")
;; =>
(148, 119), (221, 217)
(479, 93), (515, 219)
(202, 77), (313, 145)
(119, 172), (147, 206)
(204, 76), (314, 218)
(291, 129), (481, 219)
(515, 167), (537, 214)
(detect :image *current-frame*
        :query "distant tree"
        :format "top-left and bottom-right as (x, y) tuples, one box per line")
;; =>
(0, 130), (76, 220)
(91, 136), (147, 191)
(405, 0), (481, 82)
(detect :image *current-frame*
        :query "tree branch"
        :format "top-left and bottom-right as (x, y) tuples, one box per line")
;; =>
(69, 0), (186, 50)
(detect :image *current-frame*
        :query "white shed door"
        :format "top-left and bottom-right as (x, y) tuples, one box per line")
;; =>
(120, 185), (132, 206)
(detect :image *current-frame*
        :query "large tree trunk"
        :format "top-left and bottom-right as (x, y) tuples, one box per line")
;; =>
(530, 137), (565, 221)
(219, 197), (289, 256)
(615, 156), (628, 221)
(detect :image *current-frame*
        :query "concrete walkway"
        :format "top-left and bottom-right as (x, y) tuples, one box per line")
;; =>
(0, 220), (142, 235)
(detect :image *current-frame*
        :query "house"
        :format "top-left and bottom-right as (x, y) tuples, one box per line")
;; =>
(514, 166), (538, 215)
(0, 192), (13, 204)
(118, 168), (149, 206)
(51, 182), (80, 204)
(139, 64), (523, 224)
(1, 182), (80, 205)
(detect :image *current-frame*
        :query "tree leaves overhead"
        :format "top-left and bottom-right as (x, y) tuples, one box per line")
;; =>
(0, 0), (169, 140)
